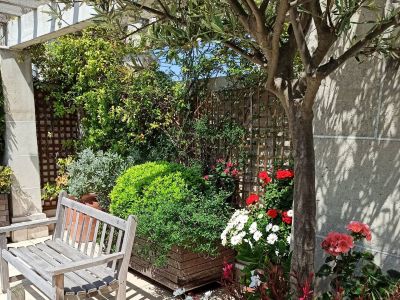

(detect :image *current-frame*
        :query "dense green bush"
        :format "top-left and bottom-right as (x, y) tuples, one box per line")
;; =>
(0, 166), (12, 194)
(67, 149), (132, 209)
(110, 161), (232, 265)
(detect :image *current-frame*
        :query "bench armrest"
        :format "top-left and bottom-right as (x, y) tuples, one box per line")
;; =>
(0, 217), (57, 234)
(46, 252), (124, 276)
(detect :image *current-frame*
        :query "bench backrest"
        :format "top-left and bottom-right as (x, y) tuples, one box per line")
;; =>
(53, 191), (137, 275)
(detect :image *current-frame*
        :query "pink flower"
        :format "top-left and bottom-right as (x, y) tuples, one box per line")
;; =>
(226, 162), (234, 168)
(321, 232), (354, 256)
(223, 168), (230, 174)
(276, 169), (294, 180)
(231, 169), (239, 177)
(203, 175), (209, 181)
(347, 221), (372, 241)
(222, 262), (234, 280)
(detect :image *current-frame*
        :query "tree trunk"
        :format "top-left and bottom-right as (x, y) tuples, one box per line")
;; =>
(288, 103), (316, 296)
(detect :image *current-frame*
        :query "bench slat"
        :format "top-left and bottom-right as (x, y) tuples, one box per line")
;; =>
(61, 197), (126, 230)
(28, 245), (102, 294)
(90, 220), (100, 257)
(2, 250), (54, 297)
(45, 240), (116, 281)
(9, 248), (78, 295)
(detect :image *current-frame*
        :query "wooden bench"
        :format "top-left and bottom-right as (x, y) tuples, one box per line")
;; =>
(0, 191), (137, 300)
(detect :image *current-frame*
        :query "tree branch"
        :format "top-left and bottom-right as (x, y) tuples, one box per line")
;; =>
(227, 0), (250, 30)
(289, 6), (312, 73)
(317, 13), (400, 77)
(223, 40), (266, 66)
(267, 0), (289, 88)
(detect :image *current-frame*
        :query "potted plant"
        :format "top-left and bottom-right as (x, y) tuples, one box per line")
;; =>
(0, 166), (12, 227)
(66, 148), (129, 241)
(110, 161), (235, 290)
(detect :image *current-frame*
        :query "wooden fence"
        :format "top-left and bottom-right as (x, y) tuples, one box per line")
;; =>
(202, 87), (292, 198)
(35, 91), (80, 187)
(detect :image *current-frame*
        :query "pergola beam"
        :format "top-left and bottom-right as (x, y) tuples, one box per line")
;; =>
(0, 0), (47, 9)
(0, 2), (24, 16)
(4, 2), (96, 49)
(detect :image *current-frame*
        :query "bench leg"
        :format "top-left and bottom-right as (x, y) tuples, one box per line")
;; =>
(116, 281), (126, 300)
(0, 233), (9, 293)
(53, 274), (64, 300)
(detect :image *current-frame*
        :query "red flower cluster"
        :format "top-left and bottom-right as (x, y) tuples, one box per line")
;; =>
(246, 194), (259, 206)
(222, 262), (234, 280)
(321, 232), (354, 256)
(258, 171), (271, 185)
(266, 209), (278, 218)
(276, 169), (294, 180)
(282, 211), (292, 224)
(346, 221), (372, 241)
(266, 209), (292, 224)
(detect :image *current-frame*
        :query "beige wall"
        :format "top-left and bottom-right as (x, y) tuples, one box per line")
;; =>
(314, 57), (400, 271)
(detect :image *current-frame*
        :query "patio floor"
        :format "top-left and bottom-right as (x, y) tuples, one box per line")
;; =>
(0, 237), (224, 300)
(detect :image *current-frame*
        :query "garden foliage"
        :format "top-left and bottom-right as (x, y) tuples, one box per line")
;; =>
(0, 166), (12, 194)
(67, 149), (131, 209)
(110, 161), (233, 265)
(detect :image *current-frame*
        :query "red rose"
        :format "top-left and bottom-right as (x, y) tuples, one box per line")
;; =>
(258, 171), (272, 185)
(246, 194), (259, 206)
(266, 209), (278, 219)
(346, 221), (372, 241)
(321, 232), (354, 256)
(282, 211), (292, 224)
(276, 169), (294, 180)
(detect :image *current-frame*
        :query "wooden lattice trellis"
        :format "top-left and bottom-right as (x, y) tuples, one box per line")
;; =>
(201, 87), (292, 198)
(35, 91), (80, 187)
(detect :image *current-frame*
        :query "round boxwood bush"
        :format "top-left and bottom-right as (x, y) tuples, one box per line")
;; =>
(109, 161), (232, 265)
(109, 161), (202, 219)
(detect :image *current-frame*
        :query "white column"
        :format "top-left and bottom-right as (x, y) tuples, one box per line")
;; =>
(0, 49), (48, 241)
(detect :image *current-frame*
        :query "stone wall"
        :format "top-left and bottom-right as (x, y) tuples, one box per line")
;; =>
(314, 57), (400, 271)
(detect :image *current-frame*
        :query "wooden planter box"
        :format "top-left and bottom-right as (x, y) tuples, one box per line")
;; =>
(130, 238), (235, 291)
(0, 193), (10, 227)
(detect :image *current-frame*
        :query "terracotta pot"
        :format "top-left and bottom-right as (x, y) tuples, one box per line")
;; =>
(65, 193), (100, 242)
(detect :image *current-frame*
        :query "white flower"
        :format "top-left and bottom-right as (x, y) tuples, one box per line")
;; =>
(253, 231), (262, 241)
(202, 291), (212, 300)
(236, 221), (245, 231)
(287, 235), (291, 244)
(249, 222), (258, 234)
(231, 231), (246, 245)
(267, 233), (278, 244)
(257, 213), (264, 219)
(272, 225), (280, 232)
(173, 288), (186, 296)
(249, 271), (261, 288)
(265, 223), (273, 232)
(221, 237), (227, 246)
(275, 250), (279, 256)
(287, 210), (293, 217)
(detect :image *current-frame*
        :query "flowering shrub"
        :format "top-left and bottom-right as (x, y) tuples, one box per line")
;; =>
(203, 159), (240, 203)
(221, 204), (292, 269)
(259, 168), (294, 210)
(317, 221), (396, 299)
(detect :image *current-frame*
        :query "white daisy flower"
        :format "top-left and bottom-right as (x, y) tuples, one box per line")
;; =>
(272, 225), (280, 232)
(287, 210), (293, 217)
(265, 223), (273, 232)
(253, 231), (262, 241)
(267, 233), (278, 244)
(249, 222), (258, 234)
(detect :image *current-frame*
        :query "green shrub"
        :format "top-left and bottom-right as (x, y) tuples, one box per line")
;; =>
(67, 149), (132, 209)
(0, 166), (12, 194)
(110, 161), (231, 265)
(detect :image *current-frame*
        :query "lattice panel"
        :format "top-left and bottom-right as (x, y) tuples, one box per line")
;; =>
(35, 91), (79, 187)
(202, 88), (292, 199)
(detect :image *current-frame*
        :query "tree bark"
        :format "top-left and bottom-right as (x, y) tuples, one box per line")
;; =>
(288, 102), (316, 296)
